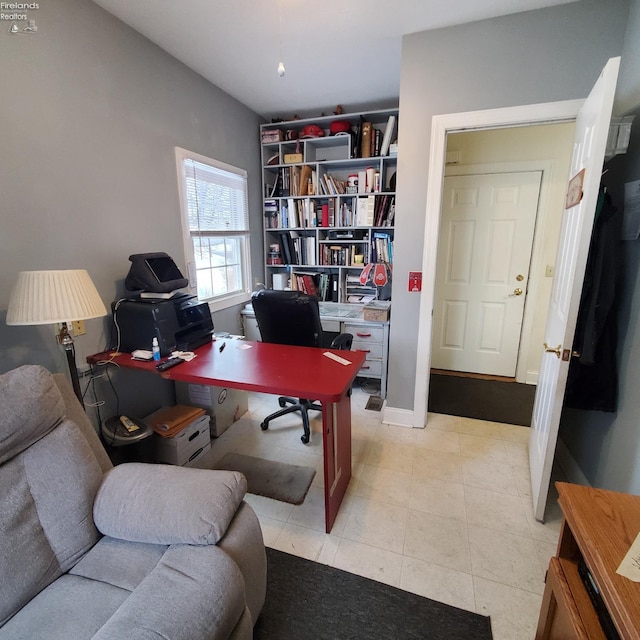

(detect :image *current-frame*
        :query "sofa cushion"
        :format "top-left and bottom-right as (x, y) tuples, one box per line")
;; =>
(0, 419), (103, 626)
(69, 536), (167, 592)
(91, 545), (247, 640)
(0, 365), (64, 465)
(0, 574), (130, 640)
(94, 463), (248, 545)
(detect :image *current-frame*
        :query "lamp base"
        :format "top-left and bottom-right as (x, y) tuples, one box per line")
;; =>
(58, 322), (83, 408)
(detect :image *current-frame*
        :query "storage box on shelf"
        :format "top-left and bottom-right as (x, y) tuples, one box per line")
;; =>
(261, 108), (397, 305)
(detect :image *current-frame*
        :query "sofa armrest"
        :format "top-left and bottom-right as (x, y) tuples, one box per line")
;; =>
(93, 463), (247, 545)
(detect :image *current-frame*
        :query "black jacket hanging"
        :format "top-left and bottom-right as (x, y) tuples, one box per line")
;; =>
(564, 186), (621, 412)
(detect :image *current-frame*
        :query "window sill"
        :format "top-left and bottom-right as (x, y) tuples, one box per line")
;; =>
(205, 290), (253, 314)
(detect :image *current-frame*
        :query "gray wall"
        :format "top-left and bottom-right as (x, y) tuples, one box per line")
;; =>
(559, 0), (640, 494)
(390, 0), (629, 411)
(559, 103), (640, 493)
(0, 0), (264, 420)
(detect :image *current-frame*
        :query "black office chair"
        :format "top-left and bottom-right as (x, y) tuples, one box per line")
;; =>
(251, 289), (353, 444)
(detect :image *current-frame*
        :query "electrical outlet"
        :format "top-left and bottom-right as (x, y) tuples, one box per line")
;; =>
(72, 320), (86, 336)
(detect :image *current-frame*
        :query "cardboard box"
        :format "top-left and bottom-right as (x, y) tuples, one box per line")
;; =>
(175, 382), (248, 437)
(261, 129), (284, 143)
(283, 152), (303, 164)
(153, 413), (211, 466)
(363, 300), (391, 322)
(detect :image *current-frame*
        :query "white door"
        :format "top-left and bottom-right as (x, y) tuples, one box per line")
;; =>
(530, 57), (620, 522)
(431, 172), (542, 377)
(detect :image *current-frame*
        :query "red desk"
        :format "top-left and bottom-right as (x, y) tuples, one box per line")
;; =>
(88, 341), (366, 533)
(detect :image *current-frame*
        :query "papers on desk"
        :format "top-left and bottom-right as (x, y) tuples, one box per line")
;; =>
(323, 351), (352, 366)
(617, 531), (640, 582)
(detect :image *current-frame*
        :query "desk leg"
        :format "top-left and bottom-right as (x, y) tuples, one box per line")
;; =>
(322, 391), (352, 533)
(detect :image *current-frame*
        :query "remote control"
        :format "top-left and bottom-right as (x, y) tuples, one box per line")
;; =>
(156, 356), (185, 372)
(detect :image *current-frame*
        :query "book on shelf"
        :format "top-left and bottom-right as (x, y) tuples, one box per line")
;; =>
(373, 128), (382, 157)
(380, 115), (396, 157)
(371, 231), (393, 263)
(360, 121), (372, 158)
(374, 195), (395, 226)
(356, 195), (375, 226)
(321, 203), (329, 227)
(287, 197), (299, 228)
(291, 270), (336, 302)
(357, 170), (367, 194)
(276, 231), (299, 265)
(299, 164), (312, 196)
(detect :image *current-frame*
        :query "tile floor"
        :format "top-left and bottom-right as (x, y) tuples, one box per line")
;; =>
(199, 385), (565, 640)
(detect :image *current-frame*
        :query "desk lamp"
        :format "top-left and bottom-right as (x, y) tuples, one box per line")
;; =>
(6, 270), (107, 406)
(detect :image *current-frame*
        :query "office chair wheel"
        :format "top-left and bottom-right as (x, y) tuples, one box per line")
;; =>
(300, 433), (310, 444)
(278, 398), (287, 408)
(260, 421), (269, 431)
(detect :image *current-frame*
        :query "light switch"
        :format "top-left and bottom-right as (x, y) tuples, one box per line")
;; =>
(545, 265), (554, 278)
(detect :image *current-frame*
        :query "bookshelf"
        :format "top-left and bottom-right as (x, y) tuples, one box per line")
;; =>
(260, 108), (397, 304)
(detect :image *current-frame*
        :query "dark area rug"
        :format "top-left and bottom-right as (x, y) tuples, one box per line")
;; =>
(253, 548), (492, 640)
(214, 453), (315, 505)
(429, 373), (535, 426)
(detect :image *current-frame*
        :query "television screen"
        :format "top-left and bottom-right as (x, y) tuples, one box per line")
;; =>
(145, 257), (184, 283)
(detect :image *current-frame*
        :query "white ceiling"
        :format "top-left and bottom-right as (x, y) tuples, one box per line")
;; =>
(92, 0), (576, 120)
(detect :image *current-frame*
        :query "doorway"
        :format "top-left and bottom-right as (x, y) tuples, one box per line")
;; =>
(427, 123), (575, 423)
(410, 100), (583, 431)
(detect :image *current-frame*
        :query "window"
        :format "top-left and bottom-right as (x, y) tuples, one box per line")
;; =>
(176, 148), (251, 310)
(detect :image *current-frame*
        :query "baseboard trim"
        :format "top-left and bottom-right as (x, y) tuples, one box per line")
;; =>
(382, 406), (419, 428)
(525, 370), (539, 385)
(555, 437), (591, 486)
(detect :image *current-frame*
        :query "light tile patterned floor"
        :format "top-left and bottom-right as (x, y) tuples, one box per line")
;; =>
(199, 386), (564, 640)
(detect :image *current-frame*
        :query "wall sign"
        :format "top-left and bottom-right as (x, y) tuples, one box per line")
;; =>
(565, 169), (585, 209)
(408, 271), (422, 292)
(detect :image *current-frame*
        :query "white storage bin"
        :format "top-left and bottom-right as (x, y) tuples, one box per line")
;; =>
(154, 414), (211, 466)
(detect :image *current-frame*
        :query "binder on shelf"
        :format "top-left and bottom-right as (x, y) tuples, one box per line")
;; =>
(287, 197), (299, 228)
(373, 128), (382, 157)
(354, 118), (364, 159)
(380, 115), (396, 157)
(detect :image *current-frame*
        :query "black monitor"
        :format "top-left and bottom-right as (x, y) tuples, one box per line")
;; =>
(125, 252), (189, 293)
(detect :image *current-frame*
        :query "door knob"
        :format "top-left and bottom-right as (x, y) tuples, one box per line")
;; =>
(508, 288), (523, 297)
(543, 342), (562, 358)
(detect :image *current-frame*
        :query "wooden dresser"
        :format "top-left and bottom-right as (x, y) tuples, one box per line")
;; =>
(536, 482), (640, 639)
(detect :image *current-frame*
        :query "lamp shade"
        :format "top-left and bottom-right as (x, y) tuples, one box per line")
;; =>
(6, 270), (107, 326)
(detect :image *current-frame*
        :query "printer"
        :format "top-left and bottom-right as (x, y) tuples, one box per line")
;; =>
(113, 252), (214, 356)
(113, 294), (214, 356)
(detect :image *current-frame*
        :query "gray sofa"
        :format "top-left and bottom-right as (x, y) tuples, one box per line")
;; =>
(0, 365), (266, 640)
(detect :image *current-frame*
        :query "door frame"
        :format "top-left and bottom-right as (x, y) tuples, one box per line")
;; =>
(412, 100), (584, 428)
